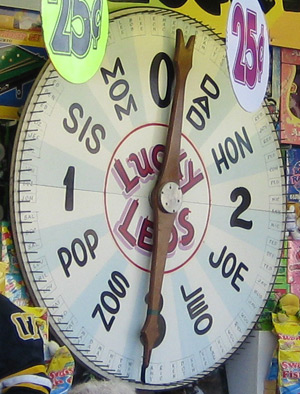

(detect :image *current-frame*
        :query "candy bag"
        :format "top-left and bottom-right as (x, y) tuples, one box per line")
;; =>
(0, 261), (8, 294)
(47, 345), (75, 393)
(278, 339), (300, 393)
(272, 313), (300, 340)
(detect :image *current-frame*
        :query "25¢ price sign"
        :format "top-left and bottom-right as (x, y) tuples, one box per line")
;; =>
(42, 0), (109, 84)
(226, 0), (269, 112)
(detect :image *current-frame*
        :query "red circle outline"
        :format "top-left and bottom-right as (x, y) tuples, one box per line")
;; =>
(104, 123), (211, 273)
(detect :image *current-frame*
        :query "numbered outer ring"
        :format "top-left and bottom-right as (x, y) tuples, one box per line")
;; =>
(10, 8), (286, 390)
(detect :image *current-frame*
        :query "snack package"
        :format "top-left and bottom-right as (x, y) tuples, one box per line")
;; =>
(1, 221), (30, 305)
(278, 339), (300, 393)
(47, 345), (75, 393)
(272, 313), (300, 340)
(0, 261), (8, 294)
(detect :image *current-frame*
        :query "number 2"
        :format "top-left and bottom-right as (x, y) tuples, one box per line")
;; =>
(230, 187), (253, 230)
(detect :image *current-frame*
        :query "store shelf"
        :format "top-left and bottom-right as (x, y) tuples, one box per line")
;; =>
(0, 0), (40, 11)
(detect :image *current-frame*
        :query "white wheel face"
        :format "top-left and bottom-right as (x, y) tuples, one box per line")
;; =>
(11, 9), (285, 389)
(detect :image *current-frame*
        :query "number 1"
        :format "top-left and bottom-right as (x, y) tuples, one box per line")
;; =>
(64, 166), (75, 211)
